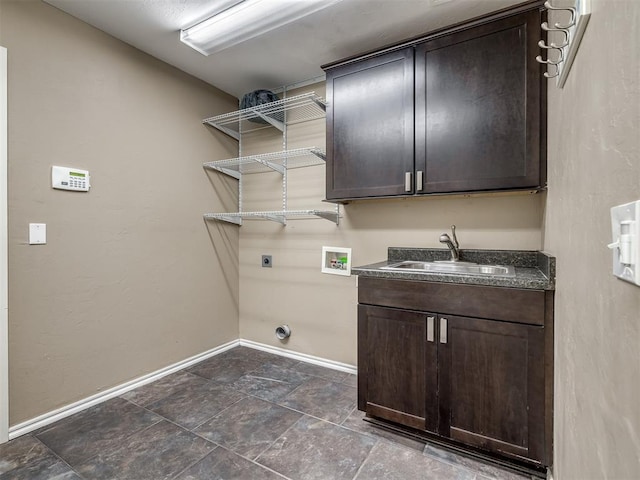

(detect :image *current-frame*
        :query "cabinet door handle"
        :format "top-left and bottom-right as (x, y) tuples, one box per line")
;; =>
(440, 317), (448, 344)
(427, 316), (435, 342)
(405, 172), (412, 192)
(416, 170), (424, 191)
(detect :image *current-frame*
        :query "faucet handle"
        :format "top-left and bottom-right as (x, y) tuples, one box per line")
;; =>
(450, 225), (459, 249)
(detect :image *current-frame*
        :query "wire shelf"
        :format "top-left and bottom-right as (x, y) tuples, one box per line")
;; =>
(203, 147), (326, 178)
(204, 209), (339, 226)
(202, 92), (326, 140)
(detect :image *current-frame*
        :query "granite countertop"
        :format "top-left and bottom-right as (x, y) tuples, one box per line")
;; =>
(352, 248), (555, 290)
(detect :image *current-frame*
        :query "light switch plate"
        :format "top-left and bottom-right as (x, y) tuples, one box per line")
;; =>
(609, 200), (640, 286)
(29, 223), (46, 245)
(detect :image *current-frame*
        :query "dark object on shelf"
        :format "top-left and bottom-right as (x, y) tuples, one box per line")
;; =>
(240, 89), (280, 124)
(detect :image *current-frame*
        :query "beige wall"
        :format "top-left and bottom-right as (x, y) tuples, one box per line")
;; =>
(6, 6), (636, 479)
(543, 1), (640, 478)
(1, 0), (240, 425)
(239, 83), (545, 365)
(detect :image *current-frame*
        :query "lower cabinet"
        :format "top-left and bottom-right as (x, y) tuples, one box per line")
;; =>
(358, 278), (552, 467)
(358, 306), (437, 432)
(439, 314), (546, 461)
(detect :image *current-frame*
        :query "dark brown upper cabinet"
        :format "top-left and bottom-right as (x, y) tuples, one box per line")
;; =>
(416, 10), (543, 193)
(325, 48), (414, 200)
(323, 5), (545, 202)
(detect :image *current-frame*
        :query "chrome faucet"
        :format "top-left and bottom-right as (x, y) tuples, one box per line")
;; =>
(439, 225), (460, 262)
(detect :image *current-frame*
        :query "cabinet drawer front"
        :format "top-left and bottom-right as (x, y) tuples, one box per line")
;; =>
(358, 277), (545, 325)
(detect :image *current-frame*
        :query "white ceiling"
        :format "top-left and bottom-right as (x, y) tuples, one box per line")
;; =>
(44, 0), (525, 98)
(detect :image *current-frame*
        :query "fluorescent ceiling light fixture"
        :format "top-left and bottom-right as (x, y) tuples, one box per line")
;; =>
(180, 0), (342, 56)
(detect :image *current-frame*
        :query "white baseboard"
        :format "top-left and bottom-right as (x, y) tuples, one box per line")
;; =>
(8, 338), (357, 440)
(8, 339), (240, 440)
(240, 339), (357, 375)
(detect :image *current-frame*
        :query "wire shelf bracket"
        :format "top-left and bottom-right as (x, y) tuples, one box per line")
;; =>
(204, 209), (340, 226)
(203, 147), (326, 178)
(202, 92), (326, 140)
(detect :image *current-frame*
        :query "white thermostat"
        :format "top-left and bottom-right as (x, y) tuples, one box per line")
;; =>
(52, 165), (90, 192)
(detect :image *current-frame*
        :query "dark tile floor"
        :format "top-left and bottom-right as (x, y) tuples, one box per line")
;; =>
(0, 346), (532, 480)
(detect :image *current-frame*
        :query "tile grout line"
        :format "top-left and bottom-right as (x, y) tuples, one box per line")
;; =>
(160, 398), (296, 480)
(251, 412), (310, 472)
(182, 354), (355, 421)
(114, 402), (229, 480)
(188, 393), (248, 431)
(265, 395), (356, 429)
(133, 398), (225, 444)
(350, 438), (382, 480)
(261, 367), (357, 426)
(248, 410), (385, 480)
(219, 443), (294, 480)
(148, 379), (299, 480)
(119, 370), (210, 410)
(244, 400), (372, 478)
(187, 357), (265, 383)
(272, 404), (355, 427)
(169, 444), (223, 480)
(121, 352), (309, 451)
(127, 384), (298, 480)
(272, 376), (308, 399)
(35, 400), (166, 472)
(341, 404), (359, 426)
(29, 434), (89, 480)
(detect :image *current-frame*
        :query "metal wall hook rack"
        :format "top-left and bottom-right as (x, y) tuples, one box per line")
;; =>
(540, 22), (570, 47)
(536, 0), (591, 87)
(536, 49), (564, 65)
(537, 39), (565, 75)
(544, 2), (577, 29)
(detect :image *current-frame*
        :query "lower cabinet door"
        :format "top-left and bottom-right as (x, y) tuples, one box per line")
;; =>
(358, 305), (438, 431)
(437, 314), (545, 463)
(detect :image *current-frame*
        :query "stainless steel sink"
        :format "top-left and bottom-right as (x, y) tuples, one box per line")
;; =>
(380, 260), (516, 277)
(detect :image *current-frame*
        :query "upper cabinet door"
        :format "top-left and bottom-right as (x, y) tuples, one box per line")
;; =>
(416, 10), (544, 193)
(325, 48), (415, 201)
